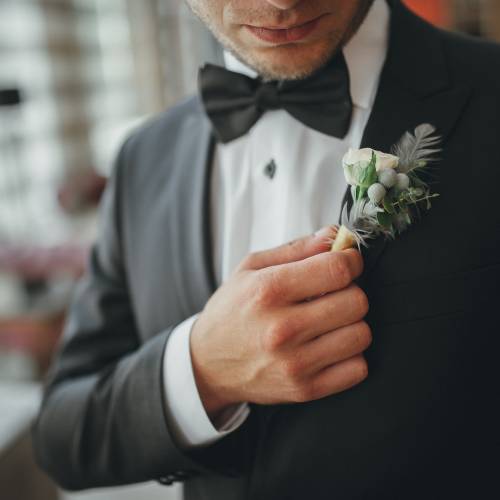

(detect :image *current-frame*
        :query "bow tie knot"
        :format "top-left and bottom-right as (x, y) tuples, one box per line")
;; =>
(255, 82), (281, 111)
(199, 50), (353, 143)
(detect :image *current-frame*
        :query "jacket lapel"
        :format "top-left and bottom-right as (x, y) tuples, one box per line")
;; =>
(174, 106), (218, 316)
(338, 1), (472, 280)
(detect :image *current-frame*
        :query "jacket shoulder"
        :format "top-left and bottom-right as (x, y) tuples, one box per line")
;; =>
(437, 28), (500, 90)
(125, 94), (205, 155)
(112, 93), (208, 191)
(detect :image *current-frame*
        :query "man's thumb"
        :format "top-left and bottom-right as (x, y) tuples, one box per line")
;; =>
(238, 225), (338, 271)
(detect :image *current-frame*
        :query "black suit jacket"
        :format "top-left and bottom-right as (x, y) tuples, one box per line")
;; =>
(33, 2), (500, 499)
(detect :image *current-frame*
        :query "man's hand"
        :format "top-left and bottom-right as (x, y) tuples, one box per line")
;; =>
(189, 226), (371, 421)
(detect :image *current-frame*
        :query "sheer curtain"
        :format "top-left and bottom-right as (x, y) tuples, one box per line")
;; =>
(161, 0), (223, 105)
(94, 0), (224, 175)
(0, 0), (221, 244)
(127, 0), (223, 111)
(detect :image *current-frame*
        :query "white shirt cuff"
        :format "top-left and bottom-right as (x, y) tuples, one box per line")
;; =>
(162, 313), (250, 448)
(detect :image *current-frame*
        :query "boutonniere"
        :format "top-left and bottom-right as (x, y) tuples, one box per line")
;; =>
(331, 123), (442, 252)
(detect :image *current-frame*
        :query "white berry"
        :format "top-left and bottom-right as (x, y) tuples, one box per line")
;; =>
(378, 169), (397, 188)
(367, 183), (386, 204)
(395, 173), (410, 190)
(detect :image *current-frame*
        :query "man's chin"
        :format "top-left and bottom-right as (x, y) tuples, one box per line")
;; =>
(236, 41), (337, 81)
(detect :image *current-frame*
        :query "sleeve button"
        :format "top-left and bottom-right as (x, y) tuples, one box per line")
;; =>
(158, 475), (175, 485)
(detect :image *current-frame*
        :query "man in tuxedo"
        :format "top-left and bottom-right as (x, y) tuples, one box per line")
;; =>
(33, 0), (500, 499)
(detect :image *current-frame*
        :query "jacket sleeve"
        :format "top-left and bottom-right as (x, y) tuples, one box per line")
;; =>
(31, 136), (257, 491)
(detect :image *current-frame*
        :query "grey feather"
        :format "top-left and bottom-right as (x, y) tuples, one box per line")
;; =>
(343, 198), (385, 250)
(392, 123), (442, 173)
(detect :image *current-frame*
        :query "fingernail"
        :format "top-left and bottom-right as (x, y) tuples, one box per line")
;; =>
(314, 225), (337, 238)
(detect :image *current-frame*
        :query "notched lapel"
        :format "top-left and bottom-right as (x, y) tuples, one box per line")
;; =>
(173, 104), (218, 317)
(339, 1), (472, 282)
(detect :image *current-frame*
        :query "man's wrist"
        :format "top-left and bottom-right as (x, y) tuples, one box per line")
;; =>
(189, 318), (240, 420)
(162, 314), (250, 448)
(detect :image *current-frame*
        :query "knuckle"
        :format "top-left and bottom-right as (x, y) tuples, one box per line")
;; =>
(356, 321), (373, 349)
(253, 271), (275, 307)
(238, 252), (260, 271)
(327, 253), (352, 287)
(348, 248), (363, 276)
(262, 327), (281, 353)
(281, 356), (302, 380)
(254, 269), (282, 307)
(350, 285), (369, 317)
(354, 356), (369, 380)
(262, 320), (292, 352)
(356, 250), (365, 275)
(291, 382), (314, 403)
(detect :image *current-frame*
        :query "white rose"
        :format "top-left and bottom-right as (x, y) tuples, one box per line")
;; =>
(374, 151), (399, 171)
(342, 148), (373, 168)
(342, 148), (399, 186)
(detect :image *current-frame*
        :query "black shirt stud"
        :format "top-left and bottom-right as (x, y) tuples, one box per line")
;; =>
(263, 159), (277, 179)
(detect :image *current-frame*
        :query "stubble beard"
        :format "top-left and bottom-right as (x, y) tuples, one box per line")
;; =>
(221, 32), (344, 81)
(187, 1), (374, 81)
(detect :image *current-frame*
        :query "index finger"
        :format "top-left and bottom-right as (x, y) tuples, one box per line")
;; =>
(265, 248), (364, 304)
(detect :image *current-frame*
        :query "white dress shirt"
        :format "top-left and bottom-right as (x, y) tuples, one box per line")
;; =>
(163, 0), (389, 448)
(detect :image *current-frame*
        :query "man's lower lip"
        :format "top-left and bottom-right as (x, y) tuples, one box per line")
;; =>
(244, 16), (322, 44)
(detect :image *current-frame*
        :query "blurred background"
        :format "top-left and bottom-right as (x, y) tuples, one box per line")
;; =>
(0, 1), (498, 499)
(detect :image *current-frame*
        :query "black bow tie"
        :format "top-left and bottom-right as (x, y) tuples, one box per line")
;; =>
(198, 50), (353, 144)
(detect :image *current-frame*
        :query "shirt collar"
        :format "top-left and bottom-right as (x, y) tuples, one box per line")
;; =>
(223, 0), (390, 111)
